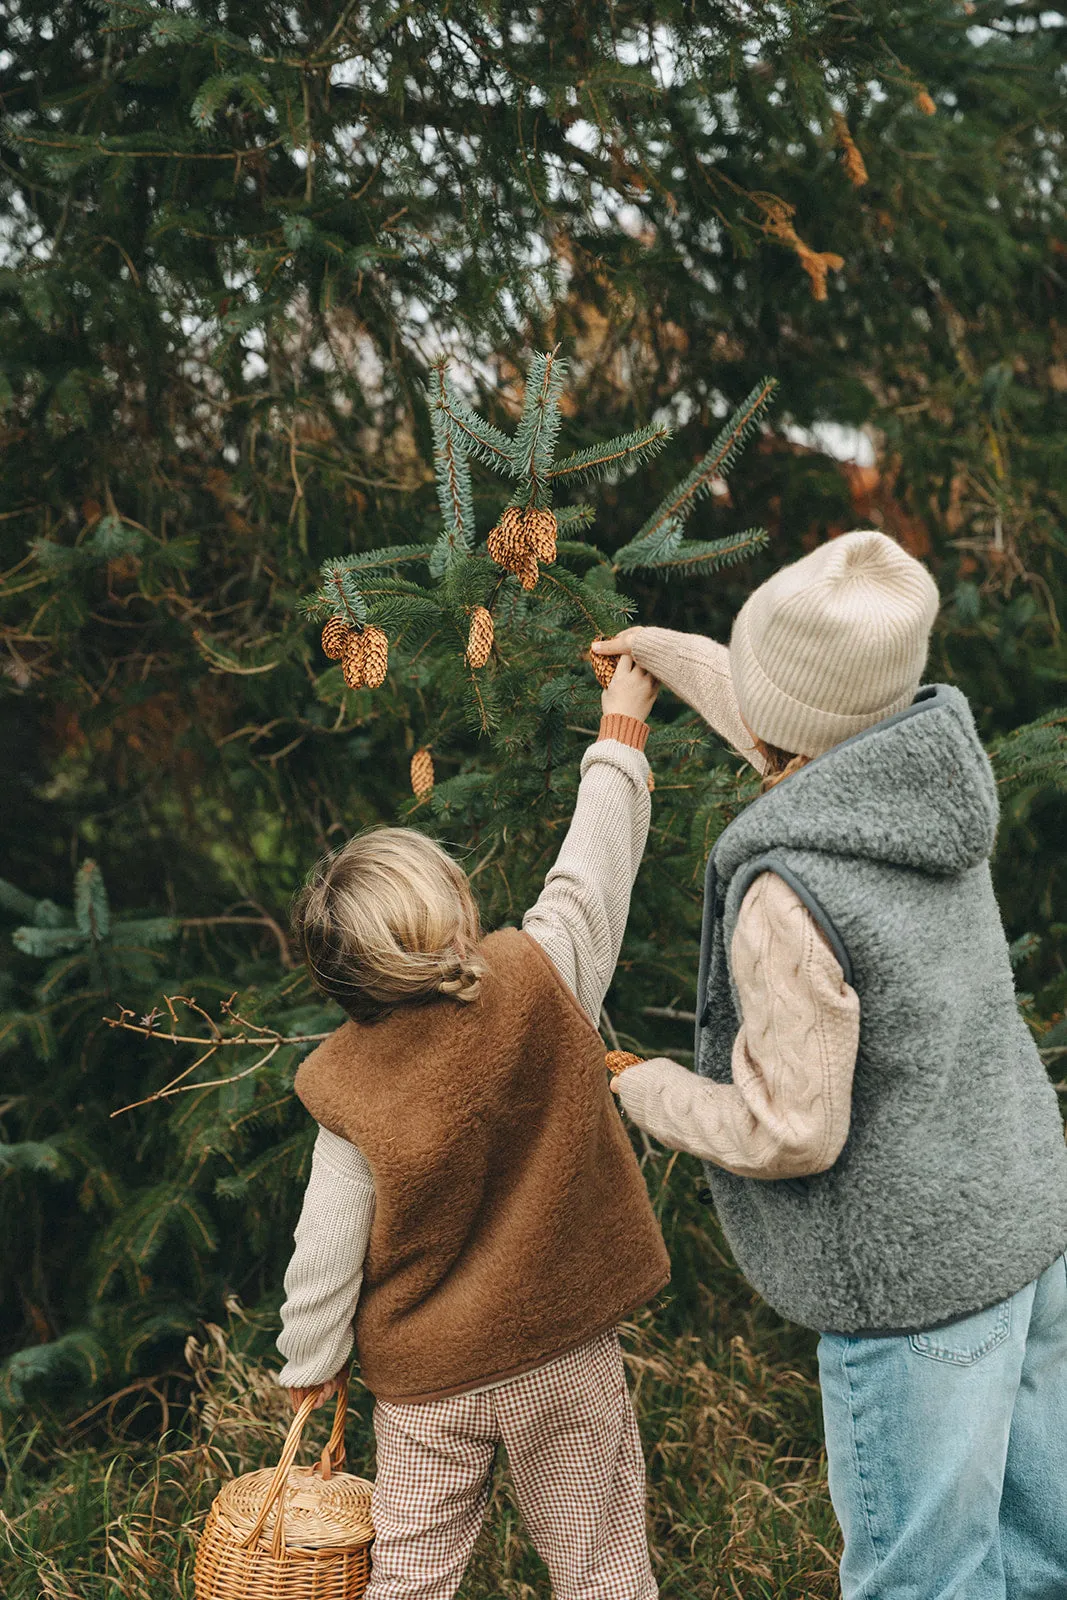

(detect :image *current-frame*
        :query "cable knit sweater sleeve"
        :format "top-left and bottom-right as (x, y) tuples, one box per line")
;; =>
(276, 718), (651, 1386)
(614, 872), (860, 1178)
(626, 626), (768, 775)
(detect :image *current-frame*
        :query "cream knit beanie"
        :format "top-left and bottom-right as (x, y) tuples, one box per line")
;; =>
(729, 530), (940, 759)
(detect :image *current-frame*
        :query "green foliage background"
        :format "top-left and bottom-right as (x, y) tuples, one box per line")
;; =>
(0, 4), (1065, 1562)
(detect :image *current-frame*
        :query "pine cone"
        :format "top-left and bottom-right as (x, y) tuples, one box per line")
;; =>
(499, 504), (524, 539)
(410, 747), (434, 797)
(466, 606), (494, 669)
(515, 550), (540, 591)
(321, 616), (351, 661)
(341, 630), (367, 689)
(605, 1050), (643, 1075)
(487, 520), (526, 573)
(523, 507), (558, 564)
(361, 624), (389, 688)
(590, 639), (617, 688)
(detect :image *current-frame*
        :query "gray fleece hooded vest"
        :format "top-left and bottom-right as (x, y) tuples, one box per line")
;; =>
(696, 684), (1067, 1334)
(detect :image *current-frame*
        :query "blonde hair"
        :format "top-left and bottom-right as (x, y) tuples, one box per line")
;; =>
(292, 828), (486, 1023)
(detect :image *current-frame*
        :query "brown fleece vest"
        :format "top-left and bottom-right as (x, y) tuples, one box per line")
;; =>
(294, 927), (670, 1403)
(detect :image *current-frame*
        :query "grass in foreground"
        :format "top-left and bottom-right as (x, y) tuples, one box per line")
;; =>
(0, 1155), (841, 1598)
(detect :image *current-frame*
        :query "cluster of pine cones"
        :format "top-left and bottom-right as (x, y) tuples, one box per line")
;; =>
(486, 504), (557, 591)
(321, 617), (389, 690)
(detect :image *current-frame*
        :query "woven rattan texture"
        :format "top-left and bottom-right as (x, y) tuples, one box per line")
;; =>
(216, 1464), (374, 1548)
(193, 1376), (374, 1600)
(194, 1497), (373, 1600)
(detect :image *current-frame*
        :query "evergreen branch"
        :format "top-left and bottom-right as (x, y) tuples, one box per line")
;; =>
(0, 878), (42, 920)
(990, 710), (1067, 796)
(320, 562), (369, 626)
(514, 347), (567, 493)
(546, 423), (671, 484)
(8, 128), (286, 162)
(435, 378), (515, 474)
(616, 378), (777, 562)
(536, 567), (632, 634)
(620, 527), (769, 575)
(465, 667), (496, 735)
(552, 503), (597, 531)
(428, 365), (476, 563)
(314, 544), (432, 573)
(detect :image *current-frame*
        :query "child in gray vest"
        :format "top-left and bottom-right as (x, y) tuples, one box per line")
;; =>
(276, 656), (669, 1600)
(596, 529), (1067, 1600)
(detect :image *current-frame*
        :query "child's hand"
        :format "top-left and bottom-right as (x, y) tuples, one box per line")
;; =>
(287, 1373), (343, 1413)
(593, 628), (643, 659)
(602, 654), (658, 722)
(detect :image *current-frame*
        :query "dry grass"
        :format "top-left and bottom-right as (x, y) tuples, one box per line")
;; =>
(0, 1154), (840, 1598)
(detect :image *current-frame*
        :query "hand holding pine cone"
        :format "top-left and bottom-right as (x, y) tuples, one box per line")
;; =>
(605, 1050), (643, 1075)
(590, 639), (618, 688)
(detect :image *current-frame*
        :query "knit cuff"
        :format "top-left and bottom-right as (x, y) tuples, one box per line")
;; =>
(612, 1057), (670, 1133)
(597, 714), (650, 752)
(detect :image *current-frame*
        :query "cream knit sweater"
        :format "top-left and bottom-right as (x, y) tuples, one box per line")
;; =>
(278, 639), (862, 1387)
(278, 721), (653, 1388)
(612, 626), (860, 1175)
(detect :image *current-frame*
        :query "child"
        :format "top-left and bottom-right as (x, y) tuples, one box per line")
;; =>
(276, 656), (669, 1600)
(595, 530), (1067, 1600)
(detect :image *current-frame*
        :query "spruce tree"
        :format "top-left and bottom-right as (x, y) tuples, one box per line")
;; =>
(0, 0), (1063, 1409)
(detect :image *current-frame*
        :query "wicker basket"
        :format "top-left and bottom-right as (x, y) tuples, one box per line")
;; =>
(194, 1375), (374, 1600)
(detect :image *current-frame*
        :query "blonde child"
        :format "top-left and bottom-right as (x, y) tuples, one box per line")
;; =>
(595, 529), (1067, 1600)
(276, 657), (669, 1600)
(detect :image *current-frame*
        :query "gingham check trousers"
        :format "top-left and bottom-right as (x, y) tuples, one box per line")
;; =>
(364, 1327), (658, 1599)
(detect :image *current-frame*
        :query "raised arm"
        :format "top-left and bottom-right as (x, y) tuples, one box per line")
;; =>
(612, 872), (859, 1177)
(594, 626), (767, 774)
(522, 656), (656, 1026)
(276, 1125), (376, 1389)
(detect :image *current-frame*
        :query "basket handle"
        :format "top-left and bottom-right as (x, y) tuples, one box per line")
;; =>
(238, 1372), (349, 1558)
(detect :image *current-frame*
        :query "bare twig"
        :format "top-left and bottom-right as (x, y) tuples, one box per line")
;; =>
(599, 1005), (622, 1051)
(642, 1004), (697, 1023)
(180, 908), (293, 969)
(105, 995), (332, 1117)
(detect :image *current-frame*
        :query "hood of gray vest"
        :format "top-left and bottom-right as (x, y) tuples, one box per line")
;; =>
(714, 685), (999, 881)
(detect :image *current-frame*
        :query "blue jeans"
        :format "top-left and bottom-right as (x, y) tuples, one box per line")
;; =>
(818, 1253), (1067, 1600)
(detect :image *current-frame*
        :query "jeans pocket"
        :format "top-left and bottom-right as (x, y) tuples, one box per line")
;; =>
(908, 1297), (1012, 1366)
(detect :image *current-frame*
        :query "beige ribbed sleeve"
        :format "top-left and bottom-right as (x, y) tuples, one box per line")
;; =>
(521, 733), (651, 1026)
(614, 872), (860, 1178)
(626, 627), (768, 774)
(277, 728), (652, 1387)
(276, 1126), (376, 1387)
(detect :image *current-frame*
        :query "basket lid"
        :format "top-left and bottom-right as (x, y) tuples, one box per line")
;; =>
(213, 1465), (375, 1552)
